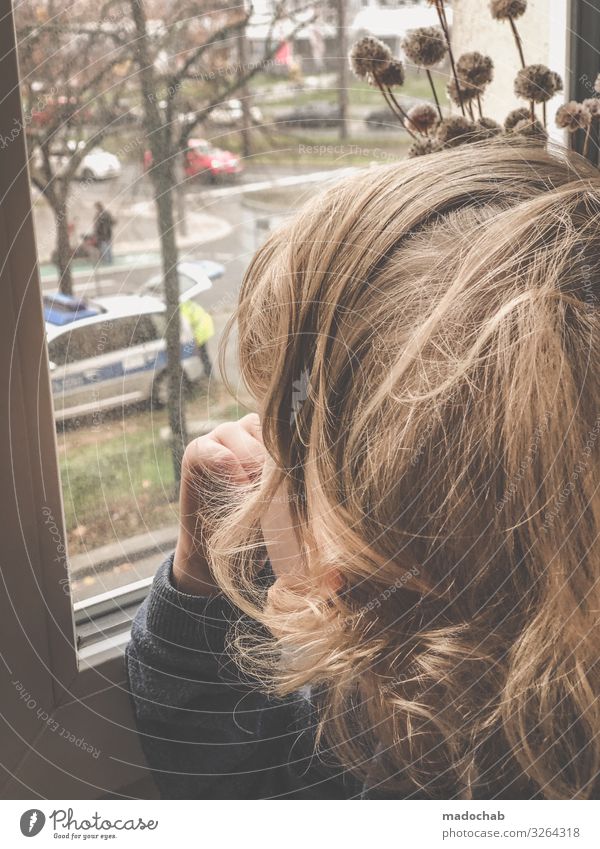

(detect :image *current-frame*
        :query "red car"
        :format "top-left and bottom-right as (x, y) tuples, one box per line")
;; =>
(143, 139), (242, 181)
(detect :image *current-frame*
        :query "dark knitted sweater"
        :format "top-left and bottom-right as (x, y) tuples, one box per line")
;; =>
(125, 555), (365, 799)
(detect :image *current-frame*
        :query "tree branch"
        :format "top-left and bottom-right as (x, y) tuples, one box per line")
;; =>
(169, 12), (250, 88)
(178, 9), (314, 146)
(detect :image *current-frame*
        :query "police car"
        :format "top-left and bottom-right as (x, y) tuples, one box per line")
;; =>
(45, 292), (203, 422)
(139, 259), (225, 301)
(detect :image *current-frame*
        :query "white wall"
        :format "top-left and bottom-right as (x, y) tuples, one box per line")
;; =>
(451, 0), (568, 142)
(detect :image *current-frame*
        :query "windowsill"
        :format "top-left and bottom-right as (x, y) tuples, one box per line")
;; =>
(78, 628), (132, 664)
(75, 576), (152, 653)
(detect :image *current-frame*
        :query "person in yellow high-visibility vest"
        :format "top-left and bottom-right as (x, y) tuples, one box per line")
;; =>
(180, 300), (214, 378)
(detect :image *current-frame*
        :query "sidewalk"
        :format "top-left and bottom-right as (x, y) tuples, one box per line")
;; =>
(69, 524), (179, 580)
(39, 208), (232, 285)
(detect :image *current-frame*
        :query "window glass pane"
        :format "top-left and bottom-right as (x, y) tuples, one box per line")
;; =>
(64, 325), (106, 364)
(14, 0), (567, 608)
(178, 275), (195, 296)
(132, 315), (160, 345)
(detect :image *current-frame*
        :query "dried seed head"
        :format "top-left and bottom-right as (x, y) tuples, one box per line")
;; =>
(490, 0), (527, 20)
(582, 98), (600, 119)
(504, 107), (530, 131)
(476, 117), (503, 139)
(406, 103), (439, 134)
(447, 78), (479, 105)
(457, 52), (494, 89)
(550, 71), (564, 94)
(514, 64), (562, 103)
(407, 137), (441, 158)
(555, 101), (591, 132)
(349, 36), (392, 80)
(402, 26), (447, 68)
(594, 74), (600, 94)
(512, 117), (548, 143)
(376, 59), (405, 87)
(436, 116), (479, 148)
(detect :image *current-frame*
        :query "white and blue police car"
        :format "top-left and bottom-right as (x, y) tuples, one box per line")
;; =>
(45, 292), (203, 422)
(139, 259), (224, 300)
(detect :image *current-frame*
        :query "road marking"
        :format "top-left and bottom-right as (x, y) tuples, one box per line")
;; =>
(199, 166), (359, 200)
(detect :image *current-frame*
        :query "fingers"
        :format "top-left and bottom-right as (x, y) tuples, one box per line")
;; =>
(181, 414), (266, 489)
(182, 438), (250, 490)
(212, 415), (266, 481)
(240, 412), (263, 442)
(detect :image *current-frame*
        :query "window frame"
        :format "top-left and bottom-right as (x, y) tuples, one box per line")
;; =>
(0, 1), (155, 799)
(569, 0), (600, 162)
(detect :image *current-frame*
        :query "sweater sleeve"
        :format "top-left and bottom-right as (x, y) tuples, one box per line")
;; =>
(125, 555), (353, 799)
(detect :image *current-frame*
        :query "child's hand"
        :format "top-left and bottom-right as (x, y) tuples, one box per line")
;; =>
(172, 413), (265, 595)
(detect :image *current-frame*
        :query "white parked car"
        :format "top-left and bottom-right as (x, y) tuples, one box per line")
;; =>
(45, 293), (202, 422)
(140, 259), (224, 301)
(208, 98), (263, 127)
(32, 142), (121, 181)
(77, 146), (122, 181)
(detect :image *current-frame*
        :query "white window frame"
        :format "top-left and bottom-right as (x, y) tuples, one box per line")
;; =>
(0, 1), (155, 799)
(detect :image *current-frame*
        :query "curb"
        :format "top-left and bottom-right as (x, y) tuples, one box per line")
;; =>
(39, 211), (232, 282)
(69, 524), (179, 578)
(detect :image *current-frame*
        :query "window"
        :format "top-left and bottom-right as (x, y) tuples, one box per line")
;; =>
(53, 324), (107, 364)
(131, 315), (160, 346)
(1, 0), (576, 800)
(189, 141), (211, 154)
(48, 334), (69, 367)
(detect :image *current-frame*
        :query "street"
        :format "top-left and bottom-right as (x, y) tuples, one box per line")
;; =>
(42, 160), (362, 598)
(36, 162), (359, 311)
(37, 162), (359, 391)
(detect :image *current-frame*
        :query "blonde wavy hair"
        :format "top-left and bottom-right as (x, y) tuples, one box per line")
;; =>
(209, 142), (600, 799)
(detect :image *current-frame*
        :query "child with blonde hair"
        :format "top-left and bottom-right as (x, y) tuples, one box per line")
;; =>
(127, 142), (600, 799)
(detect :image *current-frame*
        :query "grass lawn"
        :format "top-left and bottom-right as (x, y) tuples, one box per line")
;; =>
(59, 387), (252, 553)
(261, 69), (448, 110)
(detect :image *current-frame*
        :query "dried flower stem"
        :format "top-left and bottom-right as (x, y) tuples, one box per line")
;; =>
(374, 77), (418, 139)
(385, 85), (418, 131)
(508, 16), (526, 69)
(432, 0), (465, 116)
(477, 94), (483, 120)
(530, 101), (535, 122)
(583, 124), (592, 157)
(426, 69), (443, 120)
(542, 101), (547, 128)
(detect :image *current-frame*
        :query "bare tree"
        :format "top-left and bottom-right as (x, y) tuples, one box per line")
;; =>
(128, 0), (312, 483)
(15, 2), (130, 295)
(336, 0), (348, 140)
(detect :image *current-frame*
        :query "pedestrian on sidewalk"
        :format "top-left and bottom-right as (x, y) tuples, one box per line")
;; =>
(180, 299), (214, 378)
(93, 202), (116, 264)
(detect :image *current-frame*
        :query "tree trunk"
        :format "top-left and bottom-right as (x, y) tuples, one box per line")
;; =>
(152, 159), (189, 487)
(337, 0), (348, 141)
(55, 197), (74, 296)
(237, 20), (252, 158)
(175, 155), (188, 237)
(130, 0), (188, 489)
